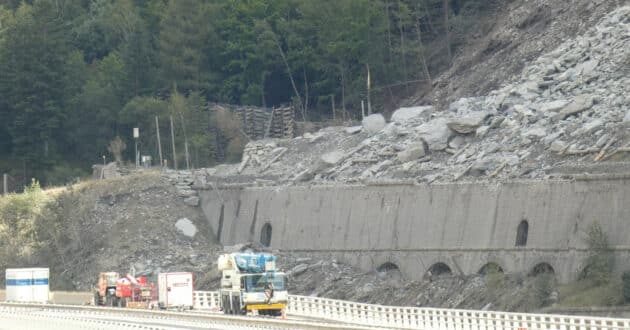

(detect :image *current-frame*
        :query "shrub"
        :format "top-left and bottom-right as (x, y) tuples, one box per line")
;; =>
(622, 271), (630, 303)
(581, 222), (613, 285)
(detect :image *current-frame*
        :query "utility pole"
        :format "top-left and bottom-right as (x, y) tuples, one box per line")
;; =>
(332, 95), (336, 121)
(155, 116), (163, 167)
(170, 116), (178, 170)
(361, 100), (366, 119)
(366, 63), (372, 115)
(133, 127), (139, 168)
(3, 173), (7, 195)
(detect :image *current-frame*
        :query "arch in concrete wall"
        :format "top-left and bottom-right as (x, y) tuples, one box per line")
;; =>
(376, 262), (404, 280)
(478, 262), (504, 275)
(260, 222), (272, 247)
(515, 220), (529, 246)
(376, 262), (400, 272)
(530, 262), (555, 276)
(426, 262), (453, 278)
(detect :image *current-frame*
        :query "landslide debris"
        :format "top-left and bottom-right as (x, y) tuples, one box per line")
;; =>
(35, 171), (220, 291)
(194, 5), (630, 186)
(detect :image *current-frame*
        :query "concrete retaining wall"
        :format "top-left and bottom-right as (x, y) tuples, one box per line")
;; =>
(199, 179), (630, 282)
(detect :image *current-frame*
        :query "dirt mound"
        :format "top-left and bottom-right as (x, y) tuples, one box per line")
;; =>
(38, 171), (220, 291)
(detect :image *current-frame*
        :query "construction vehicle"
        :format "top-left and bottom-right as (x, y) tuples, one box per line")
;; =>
(94, 272), (120, 306)
(94, 272), (156, 308)
(218, 253), (288, 316)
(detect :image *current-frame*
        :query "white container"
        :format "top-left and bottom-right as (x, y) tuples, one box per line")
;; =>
(158, 272), (193, 309)
(5, 268), (49, 303)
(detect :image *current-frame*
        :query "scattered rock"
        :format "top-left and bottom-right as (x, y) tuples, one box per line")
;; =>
(362, 114), (386, 134)
(416, 118), (453, 151)
(175, 218), (197, 237)
(447, 112), (490, 134)
(290, 264), (309, 277)
(390, 106), (432, 124)
(320, 151), (346, 167)
(345, 126), (363, 134)
(555, 95), (594, 120)
(538, 100), (569, 112)
(549, 140), (567, 153)
(397, 143), (427, 162)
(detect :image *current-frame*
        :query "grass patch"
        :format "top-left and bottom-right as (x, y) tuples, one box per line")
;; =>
(557, 279), (623, 307)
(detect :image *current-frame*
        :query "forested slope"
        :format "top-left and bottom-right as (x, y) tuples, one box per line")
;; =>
(0, 0), (498, 185)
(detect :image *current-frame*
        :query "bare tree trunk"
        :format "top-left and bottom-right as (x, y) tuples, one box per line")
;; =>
(366, 63), (372, 115)
(155, 116), (163, 167)
(332, 94), (336, 121)
(443, 0), (452, 64)
(178, 112), (190, 170)
(270, 25), (305, 121)
(416, 3), (433, 88)
(423, 0), (436, 34)
(303, 66), (309, 119)
(170, 116), (178, 170)
(261, 71), (267, 108)
(385, 0), (393, 63)
(340, 66), (347, 120)
(397, 0), (409, 95)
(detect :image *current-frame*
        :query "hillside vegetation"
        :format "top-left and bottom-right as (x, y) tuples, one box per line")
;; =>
(0, 0), (497, 185)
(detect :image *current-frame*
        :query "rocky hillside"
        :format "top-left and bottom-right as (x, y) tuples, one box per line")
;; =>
(409, 0), (625, 107)
(31, 172), (221, 291)
(195, 5), (629, 186)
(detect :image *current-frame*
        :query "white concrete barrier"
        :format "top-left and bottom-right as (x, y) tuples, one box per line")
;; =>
(194, 290), (630, 330)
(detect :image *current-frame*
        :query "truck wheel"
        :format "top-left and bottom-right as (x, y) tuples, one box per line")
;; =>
(231, 296), (239, 315)
(93, 291), (100, 306)
(223, 296), (230, 315)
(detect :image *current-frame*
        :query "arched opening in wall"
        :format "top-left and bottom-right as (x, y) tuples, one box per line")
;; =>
(515, 220), (529, 246)
(260, 223), (272, 247)
(529, 263), (555, 277)
(478, 263), (504, 276)
(376, 262), (403, 281)
(425, 263), (452, 279)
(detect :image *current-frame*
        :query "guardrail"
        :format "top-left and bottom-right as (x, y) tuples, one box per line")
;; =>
(194, 291), (630, 330)
(0, 302), (373, 330)
(193, 290), (221, 310)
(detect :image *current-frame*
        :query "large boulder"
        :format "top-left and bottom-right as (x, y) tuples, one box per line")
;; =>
(320, 150), (345, 166)
(447, 112), (490, 134)
(397, 143), (426, 162)
(390, 106), (432, 124)
(537, 100), (569, 113)
(555, 95), (594, 120)
(415, 118), (453, 151)
(362, 114), (386, 134)
(175, 218), (197, 237)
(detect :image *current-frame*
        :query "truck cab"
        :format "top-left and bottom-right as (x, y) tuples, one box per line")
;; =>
(95, 272), (119, 306)
(218, 253), (288, 316)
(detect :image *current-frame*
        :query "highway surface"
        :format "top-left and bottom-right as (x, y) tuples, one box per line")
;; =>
(0, 303), (378, 330)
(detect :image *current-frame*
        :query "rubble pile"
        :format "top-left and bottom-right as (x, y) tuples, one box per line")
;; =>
(202, 6), (630, 186)
(48, 172), (219, 290)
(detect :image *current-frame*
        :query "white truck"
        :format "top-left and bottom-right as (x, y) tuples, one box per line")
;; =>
(218, 253), (287, 316)
(157, 272), (194, 310)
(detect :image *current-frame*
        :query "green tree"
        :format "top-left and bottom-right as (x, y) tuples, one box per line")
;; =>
(0, 1), (84, 175)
